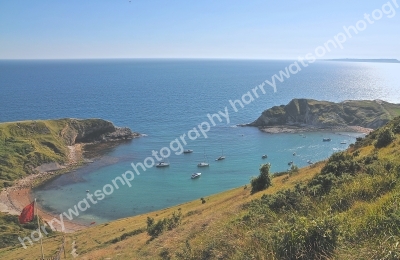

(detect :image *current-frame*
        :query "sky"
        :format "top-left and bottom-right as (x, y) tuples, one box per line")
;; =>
(0, 0), (399, 60)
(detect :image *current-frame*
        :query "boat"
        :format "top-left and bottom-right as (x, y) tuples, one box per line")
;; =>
(183, 149), (193, 154)
(262, 154), (268, 159)
(340, 141), (347, 144)
(197, 149), (209, 167)
(307, 160), (313, 165)
(323, 138), (332, 142)
(288, 161), (293, 165)
(197, 162), (209, 167)
(293, 152), (296, 156)
(191, 172), (201, 179)
(215, 147), (225, 161)
(156, 161), (170, 167)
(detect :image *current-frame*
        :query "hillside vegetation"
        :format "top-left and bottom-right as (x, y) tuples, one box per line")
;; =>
(249, 99), (400, 129)
(1, 117), (400, 259)
(0, 118), (137, 189)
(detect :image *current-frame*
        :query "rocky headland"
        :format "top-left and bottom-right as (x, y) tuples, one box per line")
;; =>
(247, 99), (400, 134)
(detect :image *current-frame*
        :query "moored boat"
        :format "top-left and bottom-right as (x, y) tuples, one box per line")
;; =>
(191, 172), (201, 179)
(156, 161), (170, 167)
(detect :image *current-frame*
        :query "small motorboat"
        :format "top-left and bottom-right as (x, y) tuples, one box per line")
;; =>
(197, 162), (209, 167)
(262, 154), (268, 159)
(307, 160), (313, 165)
(156, 161), (170, 167)
(323, 138), (332, 142)
(288, 161), (293, 165)
(293, 152), (296, 156)
(191, 172), (201, 179)
(183, 149), (193, 154)
(340, 141), (347, 144)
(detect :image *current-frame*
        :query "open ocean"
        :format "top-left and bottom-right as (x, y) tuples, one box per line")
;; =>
(1, 59), (399, 224)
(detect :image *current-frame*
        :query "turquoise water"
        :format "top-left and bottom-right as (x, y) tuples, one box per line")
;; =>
(1, 59), (399, 224)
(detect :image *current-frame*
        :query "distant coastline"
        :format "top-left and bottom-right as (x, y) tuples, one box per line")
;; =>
(324, 58), (400, 63)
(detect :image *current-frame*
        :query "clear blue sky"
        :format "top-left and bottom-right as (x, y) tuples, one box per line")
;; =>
(0, 0), (399, 59)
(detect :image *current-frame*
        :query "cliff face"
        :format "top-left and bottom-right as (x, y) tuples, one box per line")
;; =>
(60, 119), (138, 145)
(249, 99), (400, 129)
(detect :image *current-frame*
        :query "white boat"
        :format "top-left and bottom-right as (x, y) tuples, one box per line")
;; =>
(340, 141), (347, 144)
(323, 138), (332, 142)
(183, 149), (193, 154)
(307, 160), (313, 165)
(198, 149), (209, 167)
(262, 154), (268, 159)
(191, 172), (201, 179)
(197, 162), (209, 167)
(215, 147), (225, 161)
(156, 161), (170, 167)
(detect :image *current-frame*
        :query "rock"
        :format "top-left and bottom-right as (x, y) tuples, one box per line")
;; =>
(60, 119), (140, 145)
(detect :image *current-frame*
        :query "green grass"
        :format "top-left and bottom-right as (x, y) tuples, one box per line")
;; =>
(0, 118), (116, 188)
(0, 120), (70, 188)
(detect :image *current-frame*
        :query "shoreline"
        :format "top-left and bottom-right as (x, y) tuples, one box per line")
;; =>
(0, 144), (88, 233)
(0, 137), (140, 233)
(255, 125), (374, 134)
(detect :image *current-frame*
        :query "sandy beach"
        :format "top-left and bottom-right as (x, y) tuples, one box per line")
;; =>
(258, 125), (374, 134)
(0, 144), (88, 233)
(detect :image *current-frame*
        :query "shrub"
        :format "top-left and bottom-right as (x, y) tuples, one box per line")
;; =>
(288, 164), (299, 176)
(375, 128), (395, 148)
(394, 124), (400, 134)
(308, 173), (337, 196)
(251, 164), (272, 194)
(321, 152), (360, 177)
(260, 188), (305, 213)
(147, 211), (182, 239)
(272, 216), (339, 260)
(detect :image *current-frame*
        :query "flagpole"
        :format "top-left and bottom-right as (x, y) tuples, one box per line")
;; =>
(35, 198), (45, 260)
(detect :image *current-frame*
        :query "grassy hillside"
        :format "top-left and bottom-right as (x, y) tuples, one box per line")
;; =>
(0, 120), (69, 188)
(0, 118), (132, 189)
(2, 117), (400, 259)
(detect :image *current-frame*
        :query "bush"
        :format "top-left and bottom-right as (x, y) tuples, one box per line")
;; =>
(147, 211), (182, 239)
(394, 124), (400, 134)
(272, 216), (339, 260)
(321, 152), (360, 177)
(251, 164), (272, 194)
(375, 128), (395, 148)
(260, 187), (306, 213)
(308, 173), (337, 196)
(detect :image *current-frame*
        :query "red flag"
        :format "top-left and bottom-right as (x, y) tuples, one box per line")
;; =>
(19, 202), (35, 224)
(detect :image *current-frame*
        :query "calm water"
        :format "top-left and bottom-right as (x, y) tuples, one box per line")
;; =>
(1, 59), (399, 224)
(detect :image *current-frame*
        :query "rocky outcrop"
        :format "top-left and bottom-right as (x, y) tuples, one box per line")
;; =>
(249, 99), (400, 130)
(60, 119), (140, 145)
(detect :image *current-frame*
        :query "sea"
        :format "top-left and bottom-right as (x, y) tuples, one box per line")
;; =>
(0, 59), (399, 224)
